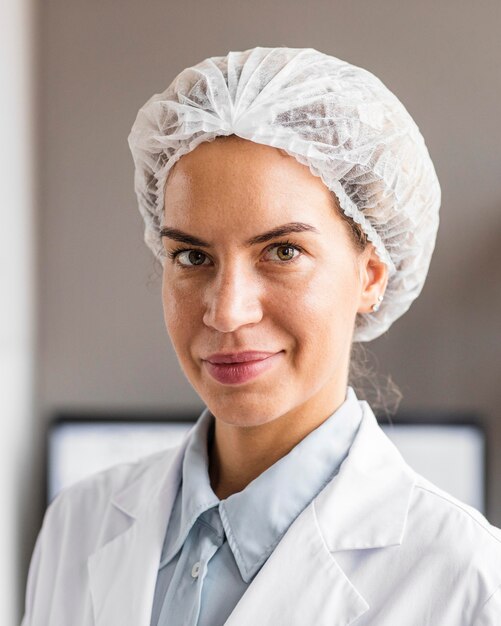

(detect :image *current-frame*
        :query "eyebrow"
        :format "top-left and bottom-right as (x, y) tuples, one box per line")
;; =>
(159, 222), (321, 248)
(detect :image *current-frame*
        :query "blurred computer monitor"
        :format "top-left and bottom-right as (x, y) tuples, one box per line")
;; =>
(47, 412), (486, 513)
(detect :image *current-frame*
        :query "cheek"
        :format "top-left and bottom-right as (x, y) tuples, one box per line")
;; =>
(285, 263), (357, 319)
(161, 273), (201, 343)
(273, 264), (358, 355)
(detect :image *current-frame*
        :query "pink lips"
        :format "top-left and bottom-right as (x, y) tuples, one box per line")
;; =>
(203, 351), (284, 384)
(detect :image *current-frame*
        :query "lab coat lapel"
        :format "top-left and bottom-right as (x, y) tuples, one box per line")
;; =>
(313, 400), (417, 553)
(225, 400), (416, 626)
(87, 431), (192, 626)
(224, 501), (370, 626)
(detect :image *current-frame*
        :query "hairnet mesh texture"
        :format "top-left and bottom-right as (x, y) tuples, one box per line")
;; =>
(127, 46), (441, 342)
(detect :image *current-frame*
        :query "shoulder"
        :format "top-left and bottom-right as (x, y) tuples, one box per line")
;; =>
(410, 472), (501, 547)
(57, 445), (179, 495)
(405, 472), (501, 596)
(21, 445), (183, 625)
(41, 445), (181, 540)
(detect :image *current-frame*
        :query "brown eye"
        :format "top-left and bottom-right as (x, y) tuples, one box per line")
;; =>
(167, 248), (210, 267)
(185, 251), (206, 266)
(276, 245), (296, 261)
(266, 241), (303, 263)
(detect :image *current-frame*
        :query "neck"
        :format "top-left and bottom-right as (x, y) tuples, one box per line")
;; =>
(208, 380), (348, 500)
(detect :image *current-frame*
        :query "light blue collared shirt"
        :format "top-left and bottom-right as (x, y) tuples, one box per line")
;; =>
(150, 386), (363, 626)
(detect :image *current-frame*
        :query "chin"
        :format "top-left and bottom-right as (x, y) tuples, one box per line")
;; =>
(215, 412), (279, 429)
(203, 392), (287, 428)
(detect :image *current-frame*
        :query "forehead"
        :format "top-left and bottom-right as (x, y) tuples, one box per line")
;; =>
(163, 136), (336, 223)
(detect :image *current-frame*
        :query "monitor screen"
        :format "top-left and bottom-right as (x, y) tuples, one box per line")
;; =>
(47, 416), (486, 513)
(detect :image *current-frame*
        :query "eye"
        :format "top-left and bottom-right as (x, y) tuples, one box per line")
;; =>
(166, 248), (210, 267)
(264, 240), (304, 263)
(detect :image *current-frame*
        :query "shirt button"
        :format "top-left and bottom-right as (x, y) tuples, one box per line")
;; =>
(191, 561), (201, 578)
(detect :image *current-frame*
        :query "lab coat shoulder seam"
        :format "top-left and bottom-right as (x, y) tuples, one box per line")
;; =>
(46, 447), (179, 520)
(414, 484), (501, 545)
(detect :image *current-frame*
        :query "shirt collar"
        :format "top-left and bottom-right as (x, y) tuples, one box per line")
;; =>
(159, 405), (220, 566)
(162, 386), (363, 581)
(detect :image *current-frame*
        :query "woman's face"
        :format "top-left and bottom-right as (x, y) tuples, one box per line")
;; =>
(161, 136), (383, 427)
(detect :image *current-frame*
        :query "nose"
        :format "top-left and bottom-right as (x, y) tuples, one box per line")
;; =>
(202, 262), (263, 332)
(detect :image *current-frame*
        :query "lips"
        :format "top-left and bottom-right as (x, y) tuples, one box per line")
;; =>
(203, 351), (284, 385)
(204, 351), (280, 364)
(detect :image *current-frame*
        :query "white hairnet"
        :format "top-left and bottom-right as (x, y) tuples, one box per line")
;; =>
(127, 46), (441, 342)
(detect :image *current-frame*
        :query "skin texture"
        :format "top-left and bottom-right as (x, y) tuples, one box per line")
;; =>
(161, 135), (388, 500)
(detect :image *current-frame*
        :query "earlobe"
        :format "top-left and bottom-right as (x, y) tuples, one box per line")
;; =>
(357, 248), (389, 314)
(371, 294), (384, 312)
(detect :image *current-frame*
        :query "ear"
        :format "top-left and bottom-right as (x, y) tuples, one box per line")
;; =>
(357, 245), (389, 314)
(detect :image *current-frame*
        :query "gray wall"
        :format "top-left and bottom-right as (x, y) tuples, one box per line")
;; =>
(23, 0), (501, 617)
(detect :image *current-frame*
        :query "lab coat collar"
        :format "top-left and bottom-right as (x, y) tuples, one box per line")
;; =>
(87, 398), (416, 626)
(315, 398), (417, 552)
(87, 430), (192, 626)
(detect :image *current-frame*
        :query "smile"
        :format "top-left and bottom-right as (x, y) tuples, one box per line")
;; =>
(203, 352), (284, 385)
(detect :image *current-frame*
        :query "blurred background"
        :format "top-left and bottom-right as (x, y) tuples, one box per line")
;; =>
(2, 0), (501, 623)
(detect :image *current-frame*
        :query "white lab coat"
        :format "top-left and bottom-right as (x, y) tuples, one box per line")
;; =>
(21, 400), (501, 626)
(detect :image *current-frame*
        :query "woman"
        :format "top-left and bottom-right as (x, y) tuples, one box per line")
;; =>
(22, 46), (501, 625)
